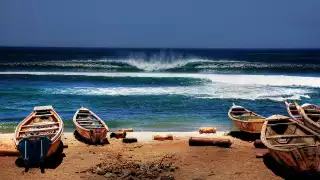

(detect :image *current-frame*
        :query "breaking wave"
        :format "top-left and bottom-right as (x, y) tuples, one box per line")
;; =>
(2, 71), (316, 102)
(2, 59), (320, 73)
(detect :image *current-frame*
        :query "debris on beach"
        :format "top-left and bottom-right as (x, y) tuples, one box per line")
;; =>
(110, 131), (127, 139)
(88, 154), (178, 180)
(118, 128), (134, 132)
(153, 135), (173, 141)
(123, 137), (138, 143)
(199, 127), (217, 134)
(189, 137), (232, 147)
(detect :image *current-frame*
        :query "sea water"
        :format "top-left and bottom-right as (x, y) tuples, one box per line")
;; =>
(0, 48), (319, 132)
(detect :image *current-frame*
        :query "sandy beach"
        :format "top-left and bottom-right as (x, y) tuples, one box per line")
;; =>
(0, 131), (284, 180)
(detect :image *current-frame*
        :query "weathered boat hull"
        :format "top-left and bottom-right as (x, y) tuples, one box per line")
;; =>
(228, 104), (265, 134)
(231, 119), (264, 134)
(75, 125), (107, 144)
(73, 107), (109, 144)
(261, 116), (320, 174)
(13, 106), (64, 170)
(268, 146), (320, 173)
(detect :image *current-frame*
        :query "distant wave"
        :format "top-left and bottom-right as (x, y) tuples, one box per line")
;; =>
(1, 59), (320, 73)
(1, 72), (320, 88)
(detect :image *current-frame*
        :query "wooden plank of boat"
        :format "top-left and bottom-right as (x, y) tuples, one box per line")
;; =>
(21, 122), (59, 128)
(19, 127), (59, 133)
(266, 122), (296, 126)
(306, 114), (320, 117)
(77, 113), (91, 115)
(76, 120), (100, 122)
(16, 133), (57, 140)
(33, 114), (53, 117)
(260, 115), (320, 174)
(266, 135), (316, 140)
(273, 143), (309, 147)
(81, 126), (105, 129)
(34, 105), (53, 111)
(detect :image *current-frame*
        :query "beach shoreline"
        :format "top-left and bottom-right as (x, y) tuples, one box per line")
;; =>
(0, 131), (282, 180)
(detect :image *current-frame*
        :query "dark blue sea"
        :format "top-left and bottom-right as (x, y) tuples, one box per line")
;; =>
(1, 47), (320, 132)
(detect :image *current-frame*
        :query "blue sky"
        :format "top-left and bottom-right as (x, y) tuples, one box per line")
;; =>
(0, 0), (319, 48)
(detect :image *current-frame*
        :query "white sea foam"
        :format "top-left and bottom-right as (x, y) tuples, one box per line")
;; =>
(1, 71), (318, 101)
(125, 58), (210, 71)
(41, 82), (312, 102)
(1, 71), (320, 88)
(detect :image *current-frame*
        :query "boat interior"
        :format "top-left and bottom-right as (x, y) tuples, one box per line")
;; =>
(17, 109), (59, 140)
(76, 109), (105, 129)
(304, 108), (320, 123)
(230, 107), (264, 121)
(265, 119), (319, 149)
(288, 104), (301, 117)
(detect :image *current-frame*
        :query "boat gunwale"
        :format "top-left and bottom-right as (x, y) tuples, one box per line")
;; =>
(284, 100), (302, 122)
(296, 102), (320, 133)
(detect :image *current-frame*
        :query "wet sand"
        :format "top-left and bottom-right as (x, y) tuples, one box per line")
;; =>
(0, 132), (281, 180)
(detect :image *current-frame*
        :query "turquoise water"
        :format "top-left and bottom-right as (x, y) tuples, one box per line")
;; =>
(1, 48), (320, 132)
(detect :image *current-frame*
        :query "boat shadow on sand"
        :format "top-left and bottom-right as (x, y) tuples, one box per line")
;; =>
(227, 131), (260, 141)
(263, 153), (320, 180)
(15, 141), (66, 173)
(73, 130), (110, 145)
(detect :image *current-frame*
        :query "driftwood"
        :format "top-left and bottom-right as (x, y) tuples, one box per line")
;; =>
(253, 139), (267, 149)
(153, 135), (173, 141)
(189, 137), (232, 148)
(199, 127), (217, 134)
(110, 131), (127, 138)
(122, 137), (138, 143)
(0, 149), (20, 156)
(117, 128), (133, 132)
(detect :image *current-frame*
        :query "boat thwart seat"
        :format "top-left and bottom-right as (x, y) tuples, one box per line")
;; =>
(21, 122), (59, 128)
(19, 127), (59, 133)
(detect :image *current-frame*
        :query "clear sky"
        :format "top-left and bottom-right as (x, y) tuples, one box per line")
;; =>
(0, 0), (319, 48)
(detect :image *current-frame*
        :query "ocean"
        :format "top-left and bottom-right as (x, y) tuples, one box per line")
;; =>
(0, 47), (320, 133)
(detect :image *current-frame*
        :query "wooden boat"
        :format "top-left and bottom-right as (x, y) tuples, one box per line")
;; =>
(228, 103), (266, 133)
(297, 102), (320, 134)
(261, 115), (320, 174)
(73, 107), (109, 144)
(13, 106), (64, 170)
(284, 100), (303, 123)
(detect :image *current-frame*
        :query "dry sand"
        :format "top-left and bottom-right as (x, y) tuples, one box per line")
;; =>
(0, 131), (282, 180)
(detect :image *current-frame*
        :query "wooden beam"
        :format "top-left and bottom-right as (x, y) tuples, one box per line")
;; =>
(19, 127), (59, 133)
(16, 133), (56, 140)
(267, 122), (295, 126)
(266, 135), (315, 140)
(306, 114), (320, 117)
(77, 113), (91, 115)
(76, 120), (100, 123)
(0, 149), (20, 156)
(21, 122), (59, 128)
(274, 143), (308, 147)
(34, 114), (52, 117)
